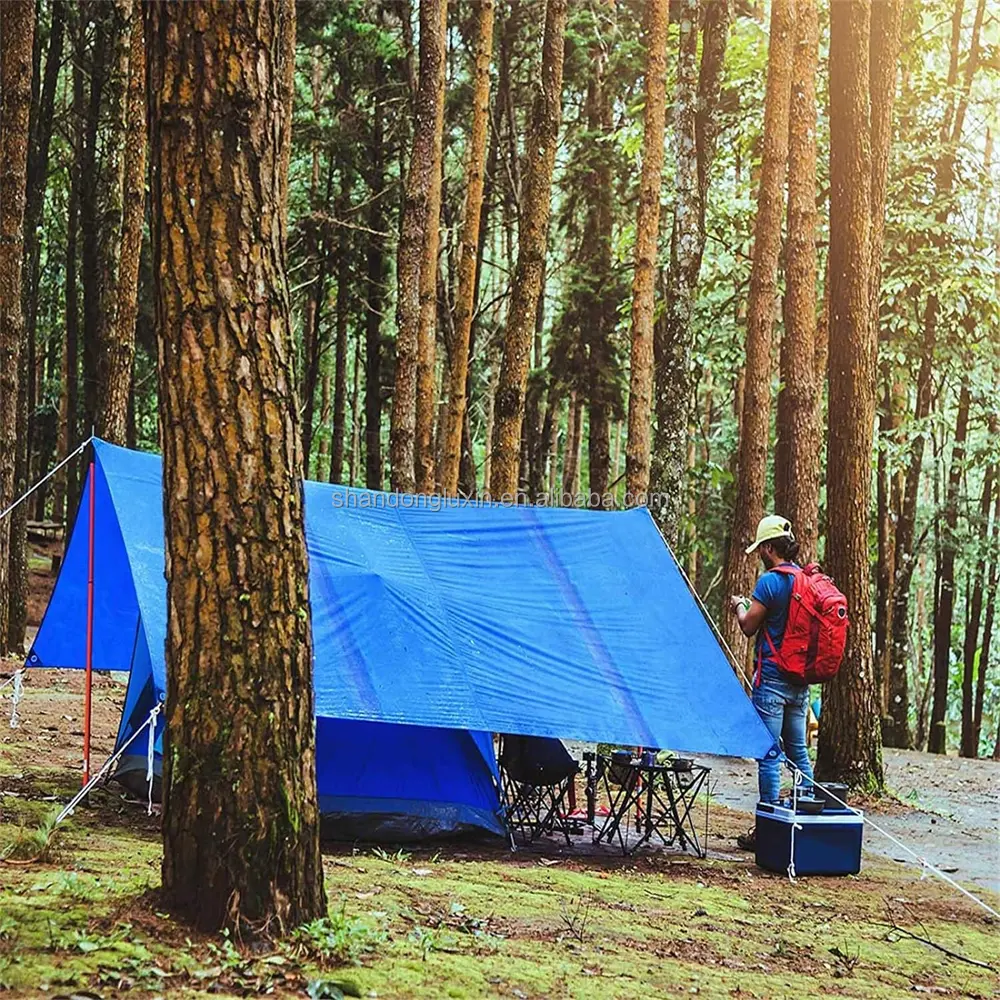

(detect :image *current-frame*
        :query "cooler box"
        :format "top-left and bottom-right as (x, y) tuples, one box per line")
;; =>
(755, 802), (863, 876)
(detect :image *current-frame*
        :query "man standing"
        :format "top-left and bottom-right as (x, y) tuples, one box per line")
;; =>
(730, 515), (814, 848)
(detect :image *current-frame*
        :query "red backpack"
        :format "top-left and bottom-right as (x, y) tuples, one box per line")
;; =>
(757, 563), (849, 686)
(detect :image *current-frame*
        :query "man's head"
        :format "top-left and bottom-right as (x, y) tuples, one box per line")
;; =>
(745, 514), (800, 568)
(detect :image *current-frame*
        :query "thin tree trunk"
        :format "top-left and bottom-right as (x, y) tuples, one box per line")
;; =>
(961, 455), (995, 757)
(365, 41), (386, 491)
(439, 0), (494, 496)
(146, 0), (325, 933)
(652, 0), (731, 542)
(109, 4), (145, 446)
(914, 553), (930, 751)
(413, 0), (447, 495)
(816, 0), (883, 791)
(316, 369), (331, 479)
(929, 382), (970, 754)
(489, 0), (567, 500)
(22, 0), (64, 480)
(774, 0), (820, 561)
(348, 331), (361, 487)
(393, 0), (447, 494)
(95, 0), (135, 444)
(0, 0), (35, 651)
(719, 0), (794, 660)
(584, 45), (615, 510)
(330, 170), (353, 485)
(561, 389), (579, 505)
(875, 374), (896, 724)
(889, 0), (984, 747)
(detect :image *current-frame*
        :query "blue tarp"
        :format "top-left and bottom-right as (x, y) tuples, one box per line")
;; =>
(28, 440), (776, 830)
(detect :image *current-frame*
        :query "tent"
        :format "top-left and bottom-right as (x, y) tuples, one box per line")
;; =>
(27, 440), (777, 838)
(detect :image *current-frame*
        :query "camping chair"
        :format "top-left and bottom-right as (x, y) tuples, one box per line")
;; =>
(498, 735), (580, 845)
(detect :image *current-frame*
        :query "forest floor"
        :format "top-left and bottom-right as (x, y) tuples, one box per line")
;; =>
(0, 670), (997, 1000)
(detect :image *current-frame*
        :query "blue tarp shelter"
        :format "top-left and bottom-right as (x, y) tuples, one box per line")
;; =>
(27, 440), (776, 838)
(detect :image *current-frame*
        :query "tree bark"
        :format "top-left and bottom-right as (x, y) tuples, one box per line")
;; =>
(0, 0), (35, 651)
(489, 0), (567, 500)
(583, 45), (615, 509)
(365, 37), (386, 491)
(816, 0), (883, 791)
(652, 0), (730, 543)
(929, 382), (970, 754)
(625, 0), (668, 507)
(961, 454), (995, 757)
(146, 0), (325, 933)
(888, 0), (984, 747)
(108, 4), (146, 446)
(330, 170), (353, 484)
(95, 0), (136, 444)
(392, 0), (447, 494)
(439, 0), (494, 496)
(719, 0), (794, 660)
(774, 0), (819, 561)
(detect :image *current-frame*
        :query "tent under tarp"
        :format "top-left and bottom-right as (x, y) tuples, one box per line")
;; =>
(27, 440), (776, 838)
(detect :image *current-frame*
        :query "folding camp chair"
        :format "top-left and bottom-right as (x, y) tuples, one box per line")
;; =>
(498, 735), (580, 845)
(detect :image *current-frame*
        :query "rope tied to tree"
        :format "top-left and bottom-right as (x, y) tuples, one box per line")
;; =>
(8, 670), (23, 729)
(146, 701), (162, 816)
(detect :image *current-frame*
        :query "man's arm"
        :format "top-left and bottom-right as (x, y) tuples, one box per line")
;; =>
(729, 596), (768, 637)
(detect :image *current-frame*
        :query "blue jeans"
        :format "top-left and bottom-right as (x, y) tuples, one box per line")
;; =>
(752, 672), (813, 804)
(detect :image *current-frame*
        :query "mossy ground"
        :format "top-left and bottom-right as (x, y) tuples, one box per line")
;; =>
(1, 677), (997, 999)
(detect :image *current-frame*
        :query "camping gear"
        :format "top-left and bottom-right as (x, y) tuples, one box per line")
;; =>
(754, 801), (863, 876)
(498, 735), (579, 844)
(755, 564), (849, 687)
(594, 754), (710, 857)
(813, 782), (849, 809)
(791, 796), (825, 815)
(26, 439), (778, 841)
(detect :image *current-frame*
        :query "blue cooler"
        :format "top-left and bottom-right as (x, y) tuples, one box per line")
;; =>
(755, 801), (863, 876)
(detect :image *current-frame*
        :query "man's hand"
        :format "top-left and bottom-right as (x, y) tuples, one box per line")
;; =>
(729, 595), (749, 616)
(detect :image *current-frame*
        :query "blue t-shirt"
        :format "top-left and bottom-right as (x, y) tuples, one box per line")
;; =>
(752, 563), (798, 679)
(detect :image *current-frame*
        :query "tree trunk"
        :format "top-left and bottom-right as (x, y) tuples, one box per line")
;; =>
(561, 390), (581, 506)
(976, 458), (999, 756)
(330, 170), (353, 485)
(146, 0), (325, 933)
(108, 4), (145, 446)
(365, 41), (386, 491)
(413, 0), (447, 496)
(583, 45), (616, 510)
(489, 0), (567, 500)
(719, 0), (794, 660)
(652, 0), (730, 543)
(961, 455), (995, 757)
(774, 0), (819, 561)
(95, 0), (136, 444)
(625, 0), (668, 507)
(816, 0), (883, 791)
(22, 0), (64, 474)
(439, 0), (494, 496)
(392, 0), (447, 494)
(929, 382), (970, 754)
(889, 0), (984, 748)
(0, 0), (34, 651)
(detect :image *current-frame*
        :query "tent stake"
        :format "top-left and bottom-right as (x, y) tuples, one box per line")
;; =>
(82, 459), (95, 786)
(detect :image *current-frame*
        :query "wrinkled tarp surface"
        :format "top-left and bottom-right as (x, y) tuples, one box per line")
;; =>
(28, 439), (776, 762)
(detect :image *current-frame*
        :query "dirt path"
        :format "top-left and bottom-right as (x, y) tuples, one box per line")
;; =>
(705, 750), (1000, 894)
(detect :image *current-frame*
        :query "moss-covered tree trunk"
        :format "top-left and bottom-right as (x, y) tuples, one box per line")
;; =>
(392, 0), (446, 494)
(816, 0), (883, 791)
(624, 0), (668, 505)
(146, 0), (325, 934)
(0, 0), (34, 651)
(652, 0), (730, 543)
(774, 0), (819, 561)
(439, 0), (494, 497)
(718, 0), (794, 661)
(490, 0), (567, 500)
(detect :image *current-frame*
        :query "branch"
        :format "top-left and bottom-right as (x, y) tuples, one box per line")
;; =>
(882, 899), (997, 972)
